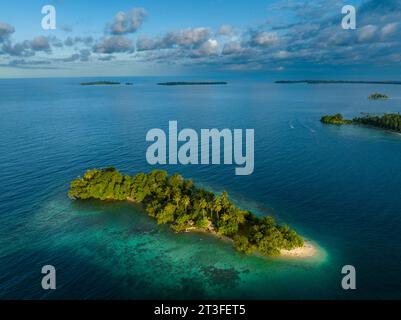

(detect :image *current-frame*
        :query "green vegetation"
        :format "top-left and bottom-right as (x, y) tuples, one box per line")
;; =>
(276, 80), (401, 85)
(158, 82), (227, 86)
(353, 113), (401, 132)
(68, 168), (304, 256)
(321, 113), (401, 132)
(368, 93), (389, 100)
(80, 81), (121, 86)
(320, 113), (353, 125)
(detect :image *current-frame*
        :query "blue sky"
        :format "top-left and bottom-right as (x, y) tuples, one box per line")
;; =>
(1, 0), (400, 78)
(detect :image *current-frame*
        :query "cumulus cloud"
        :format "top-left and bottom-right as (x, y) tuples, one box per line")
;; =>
(94, 36), (133, 54)
(192, 39), (219, 57)
(165, 27), (210, 48)
(358, 25), (378, 42)
(1, 36), (56, 57)
(1, 40), (31, 57)
(138, 27), (210, 51)
(58, 49), (91, 62)
(108, 8), (147, 35)
(222, 40), (248, 55)
(0, 22), (15, 42)
(273, 50), (290, 59)
(3, 0), (401, 72)
(30, 36), (51, 52)
(249, 31), (279, 47)
(381, 22), (399, 37)
(217, 25), (235, 36)
(64, 36), (94, 47)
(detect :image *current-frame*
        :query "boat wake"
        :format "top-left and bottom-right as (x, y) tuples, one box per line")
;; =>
(296, 119), (316, 133)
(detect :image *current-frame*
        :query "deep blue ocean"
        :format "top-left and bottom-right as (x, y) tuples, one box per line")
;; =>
(0, 77), (400, 299)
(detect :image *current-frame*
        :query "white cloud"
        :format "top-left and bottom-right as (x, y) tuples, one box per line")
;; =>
(381, 22), (398, 37)
(217, 25), (234, 36)
(195, 39), (219, 56)
(94, 36), (133, 54)
(273, 50), (290, 59)
(251, 31), (279, 47)
(358, 25), (378, 42)
(109, 8), (147, 35)
(0, 22), (15, 42)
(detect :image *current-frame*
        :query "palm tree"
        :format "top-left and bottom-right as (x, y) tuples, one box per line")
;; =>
(213, 196), (222, 220)
(182, 195), (190, 212)
(173, 193), (181, 207)
(199, 198), (207, 218)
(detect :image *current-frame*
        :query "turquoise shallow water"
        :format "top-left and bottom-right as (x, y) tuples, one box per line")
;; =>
(0, 77), (400, 299)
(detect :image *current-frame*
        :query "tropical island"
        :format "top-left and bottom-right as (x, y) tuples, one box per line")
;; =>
(80, 81), (121, 86)
(276, 80), (401, 85)
(368, 93), (389, 100)
(321, 113), (401, 132)
(158, 81), (228, 86)
(320, 113), (353, 125)
(68, 168), (313, 257)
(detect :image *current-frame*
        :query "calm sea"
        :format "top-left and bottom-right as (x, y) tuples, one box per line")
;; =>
(0, 77), (400, 299)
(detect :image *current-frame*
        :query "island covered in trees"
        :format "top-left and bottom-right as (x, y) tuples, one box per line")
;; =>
(321, 113), (401, 132)
(80, 81), (121, 86)
(68, 168), (309, 257)
(276, 80), (401, 85)
(320, 114), (353, 125)
(158, 81), (227, 86)
(368, 93), (389, 100)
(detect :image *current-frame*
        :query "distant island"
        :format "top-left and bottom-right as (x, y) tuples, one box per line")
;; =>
(68, 168), (313, 257)
(320, 113), (353, 125)
(276, 80), (401, 85)
(80, 81), (136, 86)
(158, 81), (228, 86)
(321, 113), (401, 132)
(368, 93), (389, 100)
(80, 81), (121, 86)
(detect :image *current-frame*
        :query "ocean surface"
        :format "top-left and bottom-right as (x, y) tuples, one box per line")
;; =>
(0, 77), (400, 299)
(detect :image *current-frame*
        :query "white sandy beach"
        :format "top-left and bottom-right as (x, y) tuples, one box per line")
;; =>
(280, 241), (317, 258)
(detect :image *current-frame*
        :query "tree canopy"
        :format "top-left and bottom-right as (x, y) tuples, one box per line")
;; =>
(69, 168), (304, 256)
(321, 113), (401, 132)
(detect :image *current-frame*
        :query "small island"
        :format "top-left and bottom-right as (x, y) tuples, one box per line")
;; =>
(158, 81), (227, 86)
(321, 113), (401, 132)
(368, 93), (389, 100)
(320, 113), (353, 125)
(276, 80), (401, 85)
(68, 168), (311, 257)
(80, 81), (121, 86)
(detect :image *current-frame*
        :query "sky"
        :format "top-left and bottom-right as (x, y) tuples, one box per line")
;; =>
(0, 0), (401, 79)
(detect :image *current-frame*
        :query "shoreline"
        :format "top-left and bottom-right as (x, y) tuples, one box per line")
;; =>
(72, 170), (314, 260)
(184, 225), (317, 259)
(280, 240), (316, 258)
(124, 198), (317, 259)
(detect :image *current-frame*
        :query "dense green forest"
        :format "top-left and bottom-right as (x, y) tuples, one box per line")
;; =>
(368, 93), (389, 100)
(321, 113), (401, 132)
(69, 168), (304, 256)
(320, 113), (353, 125)
(353, 114), (401, 132)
